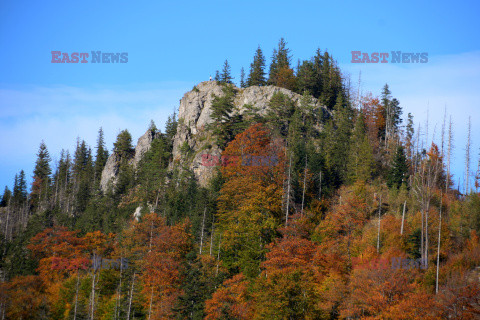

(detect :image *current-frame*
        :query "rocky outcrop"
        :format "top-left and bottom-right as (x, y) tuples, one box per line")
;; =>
(171, 81), (329, 186)
(100, 129), (157, 192)
(100, 81), (329, 191)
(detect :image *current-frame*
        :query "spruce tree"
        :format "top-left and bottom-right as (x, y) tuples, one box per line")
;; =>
(219, 60), (233, 84)
(240, 67), (246, 88)
(94, 128), (109, 188)
(165, 112), (178, 152)
(347, 114), (374, 183)
(1, 186), (11, 207)
(247, 46), (267, 86)
(387, 145), (409, 189)
(114, 130), (134, 159)
(268, 38), (293, 87)
(31, 141), (51, 209)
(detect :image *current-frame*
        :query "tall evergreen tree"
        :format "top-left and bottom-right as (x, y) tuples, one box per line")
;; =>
(247, 46), (267, 86)
(268, 38), (294, 88)
(1, 186), (11, 207)
(347, 114), (375, 183)
(114, 130), (134, 159)
(240, 67), (246, 88)
(73, 140), (94, 212)
(219, 60), (233, 84)
(165, 111), (178, 152)
(94, 127), (109, 188)
(31, 141), (51, 209)
(387, 145), (409, 189)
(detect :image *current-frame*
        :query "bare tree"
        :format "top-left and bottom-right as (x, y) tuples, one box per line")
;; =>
(465, 116), (471, 194)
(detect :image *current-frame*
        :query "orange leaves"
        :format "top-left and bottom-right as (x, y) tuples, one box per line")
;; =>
(135, 214), (191, 319)
(205, 274), (254, 320)
(2, 275), (46, 320)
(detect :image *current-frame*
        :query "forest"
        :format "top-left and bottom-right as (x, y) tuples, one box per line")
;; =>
(1, 38), (480, 319)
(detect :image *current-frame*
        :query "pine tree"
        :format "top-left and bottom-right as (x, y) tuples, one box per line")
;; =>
(219, 60), (233, 84)
(247, 46), (267, 86)
(94, 128), (109, 188)
(31, 141), (51, 209)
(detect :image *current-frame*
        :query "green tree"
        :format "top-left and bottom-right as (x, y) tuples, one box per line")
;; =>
(209, 85), (243, 148)
(219, 60), (233, 84)
(240, 67), (246, 88)
(347, 114), (375, 183)
(387, 145), (409, 189)
(94, 127), (109, 188)
(268, 38), (292, 86)
(13, 170), (28, 206)
(1, 186), (11, 207)
(31, 141), (51, 209)
(114, 129), (134, 159)
(265, 92), (296, 137)
(73, 140), (94, 212)
(247, 46), (267, 86)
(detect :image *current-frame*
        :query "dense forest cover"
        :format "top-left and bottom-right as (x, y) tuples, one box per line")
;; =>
(1, 39), (480, 319)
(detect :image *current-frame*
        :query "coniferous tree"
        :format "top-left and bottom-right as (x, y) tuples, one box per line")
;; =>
(1, 186), (11, 207)
(94, 128), (109, 188)
(73, 140), (94, 212)
(165, 112), (178, 152)
(388, 145), (409, 189)
(214, 70), (220, 82)
(240, 67), (246, 88)
(114, 130), (134, 159)
(209, 85), (243, 148)
(31, 141), (51, 209)
(268, 38), (295, 89)
(347, 114), (375, 183)
(148, 120), (157, 133)
(247, 46), (267, 86)
(219, 60), (233, 84)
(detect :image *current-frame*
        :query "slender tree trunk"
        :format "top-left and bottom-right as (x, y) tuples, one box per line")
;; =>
(318, 171), (322, 200)
(199, 206), (207, 255)
(73, 271), (80, 320)
(90, 269), (96, 320)
(436, 193), (442, 294)
(377, 195), (382, 254)
(285, 155), (292, 225)
(216, 234), (222, 277)
(147, 287), (154, 320)
(209, 216), (215, 256)
(465, 117), (471, 194)
(301, 157), (307, 215)
(126, 272), (136, 320)
(401, 200), (406, 235)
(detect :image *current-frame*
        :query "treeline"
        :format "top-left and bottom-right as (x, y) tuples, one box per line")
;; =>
(215, 38), (344, 110)
(1, 40), (480, 319)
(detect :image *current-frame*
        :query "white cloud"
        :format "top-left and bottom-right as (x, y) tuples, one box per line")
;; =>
(0, 83), (192, 187)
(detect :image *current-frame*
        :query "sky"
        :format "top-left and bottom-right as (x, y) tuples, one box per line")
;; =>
(0, 0), (479, 193)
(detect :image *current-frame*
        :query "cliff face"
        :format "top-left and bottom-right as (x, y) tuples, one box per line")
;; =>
(170, 81), (329, 186)
(99, 129), (157, 192)
(100, 81), (329, 191)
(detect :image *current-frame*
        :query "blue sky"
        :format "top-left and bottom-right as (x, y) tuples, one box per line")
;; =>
(1, 0), (479, 193)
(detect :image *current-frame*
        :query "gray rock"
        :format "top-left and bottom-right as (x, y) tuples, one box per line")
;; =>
(171, 81), (329, 187)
